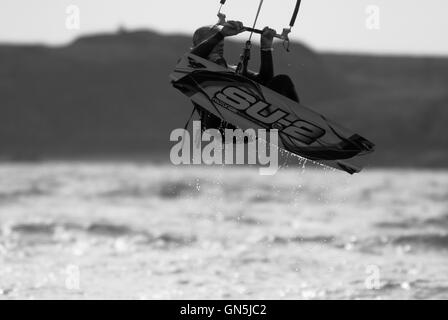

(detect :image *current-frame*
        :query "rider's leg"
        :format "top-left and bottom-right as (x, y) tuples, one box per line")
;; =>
(198, 108), (236, 134)
(198, 109), (254, 144)
(266, 74), (300, 103)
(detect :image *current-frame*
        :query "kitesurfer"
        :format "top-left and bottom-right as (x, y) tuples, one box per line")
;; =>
(191, 21), (300, 132)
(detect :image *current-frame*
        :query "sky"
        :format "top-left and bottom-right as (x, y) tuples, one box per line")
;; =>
(0, 0), (447, 56)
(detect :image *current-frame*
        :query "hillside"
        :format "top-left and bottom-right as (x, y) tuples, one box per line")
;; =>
(0, 30), (447, 167)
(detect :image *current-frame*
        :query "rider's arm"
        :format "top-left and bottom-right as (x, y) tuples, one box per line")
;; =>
(256, 49), (274, 85)
(190, 32), (225, 59)
(253, 27), (275, 85)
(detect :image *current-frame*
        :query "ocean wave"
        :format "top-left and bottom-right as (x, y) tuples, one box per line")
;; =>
(0, 185), (50, 202)
(424, 214), (448, 228)
(393, 233), (448, 250)
(158, 181), (200, 199)
(376, 214), (448, 230)
(98, 180), (200, 199)
(3, 221), (196, 248)
(375, 219), (420, 229)
(260, 235), (335, 245)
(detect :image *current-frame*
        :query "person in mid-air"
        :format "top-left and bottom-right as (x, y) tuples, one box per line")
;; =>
(191, 20), (300, 132)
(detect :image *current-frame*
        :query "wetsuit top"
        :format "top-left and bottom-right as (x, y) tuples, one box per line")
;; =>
(190, 32), (274, 86)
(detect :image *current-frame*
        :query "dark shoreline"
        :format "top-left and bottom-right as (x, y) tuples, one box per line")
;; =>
(1, 30), (447, 169)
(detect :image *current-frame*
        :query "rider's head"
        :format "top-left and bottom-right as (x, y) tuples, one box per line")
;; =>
(193, 26), (225, 64)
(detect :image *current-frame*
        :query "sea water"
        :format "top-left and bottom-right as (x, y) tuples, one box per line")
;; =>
(0, 162), (447, 299)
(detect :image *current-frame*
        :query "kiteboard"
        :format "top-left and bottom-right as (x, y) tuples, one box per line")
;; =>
(170, 0), (375, 174)
(170, 54), (374, 174)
